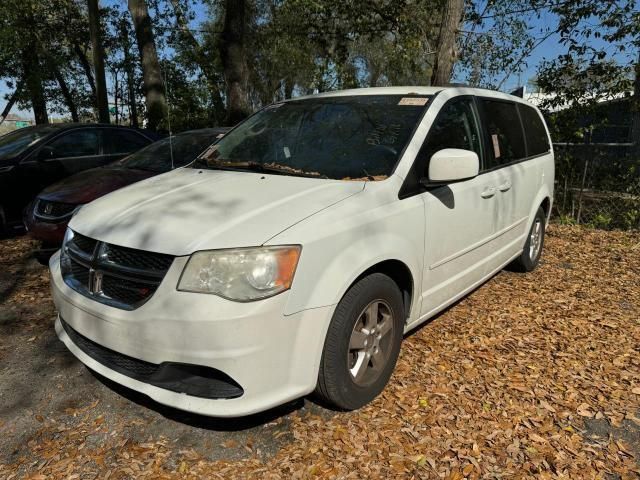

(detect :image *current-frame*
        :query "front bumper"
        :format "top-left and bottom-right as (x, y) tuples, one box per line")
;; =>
(24, 205), (68, 246)
(50, 251), (335, 417)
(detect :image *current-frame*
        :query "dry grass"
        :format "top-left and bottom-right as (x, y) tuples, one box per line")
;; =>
(0, 224), (639, 479)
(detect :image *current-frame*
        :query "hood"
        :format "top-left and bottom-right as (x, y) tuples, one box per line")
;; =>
(39, 166), (155, 204)
(70, 168), (364, 256)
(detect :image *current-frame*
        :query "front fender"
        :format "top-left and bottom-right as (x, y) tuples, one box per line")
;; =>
(270, 185), (425, 320)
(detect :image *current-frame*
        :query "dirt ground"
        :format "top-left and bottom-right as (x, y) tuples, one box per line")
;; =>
(0, 224), (638, 479)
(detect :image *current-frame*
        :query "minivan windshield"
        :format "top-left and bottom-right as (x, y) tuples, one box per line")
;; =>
(0, 125), (56, 160)
(194, 95), (431, 180)
(117, 131), (218, 173)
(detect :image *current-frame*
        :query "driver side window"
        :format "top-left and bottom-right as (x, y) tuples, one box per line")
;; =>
(419, 98), (482, 176)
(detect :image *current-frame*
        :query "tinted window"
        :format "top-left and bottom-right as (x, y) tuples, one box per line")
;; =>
(195, 95), (431, 180)
(118, 132), (216, 173)
(419, 97), (482, 175)
(0, 126), (56, 159)
(518, 104), (550, 156)
(480, 99), (526, 168)
(104, 129), (150, 155)
(47, 130), (99, 158)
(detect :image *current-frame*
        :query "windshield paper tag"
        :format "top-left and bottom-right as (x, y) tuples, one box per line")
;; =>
(491, 134), (501, 158)
(398, 97), (429, 106)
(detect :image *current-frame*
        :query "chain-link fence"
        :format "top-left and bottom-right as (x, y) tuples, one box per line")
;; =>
(553, 143), (640, 230)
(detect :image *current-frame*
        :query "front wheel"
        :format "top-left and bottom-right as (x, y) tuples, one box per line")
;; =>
(314, 273), (404, 410)
(509, 206), (546, 272)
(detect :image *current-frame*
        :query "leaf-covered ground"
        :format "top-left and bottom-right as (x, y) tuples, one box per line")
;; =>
(0, 225), (639, 479)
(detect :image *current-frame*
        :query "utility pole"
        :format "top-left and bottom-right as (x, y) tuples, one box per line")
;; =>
(88, 0), (110, 123)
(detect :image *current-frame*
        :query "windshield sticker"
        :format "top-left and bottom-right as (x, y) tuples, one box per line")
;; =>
(398, 97), (429, 106)
(491, 134), (501, 158)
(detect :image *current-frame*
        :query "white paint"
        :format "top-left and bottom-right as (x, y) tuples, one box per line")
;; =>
(52, 86), (555, 417)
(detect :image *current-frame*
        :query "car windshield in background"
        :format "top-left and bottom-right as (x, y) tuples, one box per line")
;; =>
(0, 126), (57, 160)
(194, 95), (431, 180)
(118, 132), (216, 173)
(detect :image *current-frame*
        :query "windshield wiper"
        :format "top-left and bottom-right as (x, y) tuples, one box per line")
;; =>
(197, 159), (327, 179)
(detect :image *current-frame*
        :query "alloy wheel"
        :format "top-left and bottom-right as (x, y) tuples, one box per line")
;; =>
(347, 300), (395, 386)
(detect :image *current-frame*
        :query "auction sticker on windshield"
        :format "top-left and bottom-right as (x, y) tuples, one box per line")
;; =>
(398, 97), (429, 106)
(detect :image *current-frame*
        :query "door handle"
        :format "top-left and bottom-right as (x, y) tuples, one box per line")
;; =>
(498, 180), (512, 192)
(481, 187), (496, 198)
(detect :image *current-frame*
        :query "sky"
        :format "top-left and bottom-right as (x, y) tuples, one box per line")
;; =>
(1, 1), (634, 121)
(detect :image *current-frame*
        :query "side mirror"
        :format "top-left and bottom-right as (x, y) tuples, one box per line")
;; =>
(422, 148), (479, 185)
(38, 146), (55, 161)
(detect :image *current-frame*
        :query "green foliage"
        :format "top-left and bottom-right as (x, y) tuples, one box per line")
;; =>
(0, 0), (95, 118)
(587, 213), (613, 230)
(556, 214), (577, 226)
(456, 0), (545, 89)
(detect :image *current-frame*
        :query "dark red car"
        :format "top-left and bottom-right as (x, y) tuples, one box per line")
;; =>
(25, 128), (227, 261)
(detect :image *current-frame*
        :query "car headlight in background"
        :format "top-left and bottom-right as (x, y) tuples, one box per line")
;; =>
(177, 246), (301, 301)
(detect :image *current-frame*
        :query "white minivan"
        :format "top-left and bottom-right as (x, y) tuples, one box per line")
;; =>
(50, 87), (554, 417)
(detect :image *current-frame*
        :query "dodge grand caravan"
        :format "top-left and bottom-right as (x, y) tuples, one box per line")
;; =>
(50, 87), (554, 417)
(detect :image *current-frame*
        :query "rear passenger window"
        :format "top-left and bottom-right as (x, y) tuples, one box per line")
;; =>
(46, 130), (100, 158)
(518, 104), (550, 156)
(480, 99), (526, 168)
(104, 130), (150, 155)
(419, 97), (482, 174)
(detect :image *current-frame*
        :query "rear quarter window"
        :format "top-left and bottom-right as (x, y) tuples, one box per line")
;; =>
(518, 104), (550, 156)
(104, 129), (151, 155)
(479, 99), (526, 169)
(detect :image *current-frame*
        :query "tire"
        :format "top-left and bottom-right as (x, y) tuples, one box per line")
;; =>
(34, 249), (54, 266)
(509, 206), (546, 272)
(315, 273), (404, 410)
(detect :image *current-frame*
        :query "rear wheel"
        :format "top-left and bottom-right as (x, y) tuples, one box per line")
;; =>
(315, 273), (404, 410)
(509, 206), (546, 272)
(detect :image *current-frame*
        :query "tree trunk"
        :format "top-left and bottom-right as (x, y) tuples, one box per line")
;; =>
(74, 44), (97, 99)
(284, 79), (293, 100)
(21, 49), (48, 124)
(430, 0), (464, 86)
(0, 82), (23, 126)
(88, 0), (110, 123)
(52, 65), (79, 122)
(121, 22), (139, 128)
(219, 0), (250, 125)
(128, 0), (168, 131)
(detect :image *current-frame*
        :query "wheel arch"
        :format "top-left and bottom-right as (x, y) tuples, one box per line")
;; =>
(350, 259), (414, 322)
(540, 196), (551, 223)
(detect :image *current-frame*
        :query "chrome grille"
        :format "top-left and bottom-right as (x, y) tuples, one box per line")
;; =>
(35, 200), (76, 220)
(61, 231), (174, 310)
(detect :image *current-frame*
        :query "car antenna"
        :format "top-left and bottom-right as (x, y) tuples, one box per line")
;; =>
(163, 66), (174, 170)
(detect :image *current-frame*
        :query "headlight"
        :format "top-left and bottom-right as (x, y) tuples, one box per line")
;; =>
(177, 246), (301, 301)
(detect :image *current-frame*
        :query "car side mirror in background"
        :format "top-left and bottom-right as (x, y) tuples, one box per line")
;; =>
(37, 146), (56, 161)
(420, 148), (479, 186)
